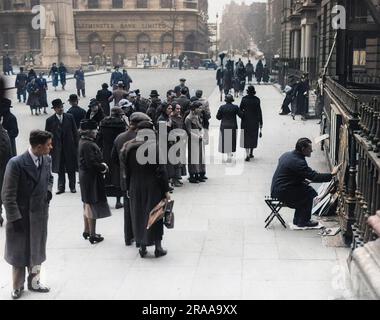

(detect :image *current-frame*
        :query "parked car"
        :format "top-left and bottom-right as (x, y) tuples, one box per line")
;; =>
(202, 59), (218, 70)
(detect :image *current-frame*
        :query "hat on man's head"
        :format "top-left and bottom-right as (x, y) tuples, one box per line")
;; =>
(180, 78), (186, 82)
(134, 89), (141, 96)
(68, 94), (78, 102)
(128, 91), (137, 98)
(79, 119), (98, 131)
(246, 85), (256, 95)
(52, 98), (64, 109)
(137, 120), (154, 130)
(130, 112), (152, 124)
(119, 99), (130, 108)
(88, 98), (99, 108)
(150, 90), (160, 97)
(0, 98), (12, 109)
(224, 94), (234, 103)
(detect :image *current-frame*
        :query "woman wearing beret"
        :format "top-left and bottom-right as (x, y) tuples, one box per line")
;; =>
(78, 119), (111, 244)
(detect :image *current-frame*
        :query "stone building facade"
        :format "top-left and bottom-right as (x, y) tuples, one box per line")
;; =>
(0, 0), (209, 66)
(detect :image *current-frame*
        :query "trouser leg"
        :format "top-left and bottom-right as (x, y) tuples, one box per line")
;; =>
(68, 171), (76, 190)
(294, 187), (317, 225)
(12, 266), (26, 290)
(123, 195), (133, 244)
(58, 160), (66, 191)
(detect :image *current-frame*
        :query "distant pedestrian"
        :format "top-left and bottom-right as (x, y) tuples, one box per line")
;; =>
(109, 82), (128, 107)
(15, 67), (28, 103)
(122, 69), (133, 91)
(174, 78), (190, 99)
(262, 64), (270, 84)
(2, 54), (13, 75)
(110, 66), (123, 89)
(36, 73), (48, 114)
(239, 86), (263, 161)
(26, 78), (40, 116)
(27, 69), (37, 84)
(96, 83), (113, 116)
(255, 60), (264, 84)
(0, 98), (19, 156)
(67, 94), (86, 129)
(48, 63), (59, 91)
(216, 94), (242, 163)
(45, 99), (79, 195)
(246, 60), (254, 84)
(58, 62), (67, 90)
(78, 119), (112, 245)
(2, 130), (53, 299)
(74, 66), (86, 97)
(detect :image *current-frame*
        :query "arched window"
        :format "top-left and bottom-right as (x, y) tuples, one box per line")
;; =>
(88, 33), (102, 56)
(161, 33), (173, 54)
(184, 34), (196, 51)
(113, 34), (126, 65)
(137, 33), (150, 54)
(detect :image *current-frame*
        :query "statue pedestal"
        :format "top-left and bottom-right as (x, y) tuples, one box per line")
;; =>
(41, 36), (59, 68)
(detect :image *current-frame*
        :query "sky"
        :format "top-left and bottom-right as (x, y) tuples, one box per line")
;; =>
(208, 0), (267, 22)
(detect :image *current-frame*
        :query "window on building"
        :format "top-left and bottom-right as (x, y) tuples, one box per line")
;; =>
(136, 0), (148, 8)
(30, 30), (41, 50)
(353, 37), (366, 66)
(30, 0), (40, 7)
(88, 0), (99, 9)
(3, 0), (12, 10)
(2, 30), (16, 50)
(137, 34), (150, 54)
(184, 0), (197, 10)
(112, 0), (123, 8)
(161, 0), (173, 8)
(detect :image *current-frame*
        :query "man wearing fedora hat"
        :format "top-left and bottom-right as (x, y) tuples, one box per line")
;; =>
(0, 98), (19, 157)
(174, 78), (190, 99)
(45, 99), (79, 195)
(67, 94), (86, 129)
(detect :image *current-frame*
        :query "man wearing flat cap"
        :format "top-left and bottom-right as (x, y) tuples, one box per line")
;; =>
(174, 78), (190, 99)
(111, 112), (152, 246)
(45, 99), (79, 195)
(0, 98), (19, 156)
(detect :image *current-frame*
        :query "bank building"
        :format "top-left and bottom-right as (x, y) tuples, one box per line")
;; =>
(0, 0), (209, 68)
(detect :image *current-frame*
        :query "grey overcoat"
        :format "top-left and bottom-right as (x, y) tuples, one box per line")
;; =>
(2, 151), (53, 267)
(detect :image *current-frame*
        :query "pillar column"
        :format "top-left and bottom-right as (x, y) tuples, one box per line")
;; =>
(294, 30), (300, 58)
(304, 24), (313, 58)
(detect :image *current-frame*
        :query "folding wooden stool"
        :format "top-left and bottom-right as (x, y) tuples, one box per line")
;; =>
(264, 197), (287, 229)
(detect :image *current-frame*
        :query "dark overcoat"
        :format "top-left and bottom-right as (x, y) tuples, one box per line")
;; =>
(96, 89), (112, 116)
(78, 137), (108, 204)
(2, 152), (53, 267)
(240, 95), (263, 149)
(45, 113), (79, 173)
(184, 115), (205, 174)
(97, 116), (127, 196)
(67, 106), (87, 129)
(216, 103), (242, 153)
(0, 110), (18, 156)
(223, 69), (233, 93)
(122, 140), (170, 247)
(255, 61), (264, 82)
(0, 125), (12, 203)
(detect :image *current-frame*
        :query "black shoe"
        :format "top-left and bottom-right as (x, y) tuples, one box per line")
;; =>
(139, 247), (148, 258)
(297, 220), (319, 228)
(245, 157), (250, 162)
(28, 282), (50, 293)
(154, 248), (167, 258)
(115, 202), (124, 209)
(197, 177), (206, 183)
(200, 175), (208, 180)
(56, 190), (65, 195)
(89, 235), (104, 244)
(189, 178), (199, 184)
(70, 189), (77, 194)
(173, 181), (183, 188)
(249, 154), (254, 159)
(0, 216), (3, 227)
(125, 239), (133, 246)
(292, 115), (295, 120)
(83, 232), (90, 240)
(279, 112), (289, 115)
(11, 286), (24, 300)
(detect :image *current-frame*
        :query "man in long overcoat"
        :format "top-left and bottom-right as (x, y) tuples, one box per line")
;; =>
(15, 67), (28, 103)
(174, 78), (190, 98)
(45, 99), (79, 194)
(0, 98), (19, 156)
(240, 86), (263, 161)
(2, 130), (53, 299)
(255, 60), (264, 84)
(0, 122), (12, 227)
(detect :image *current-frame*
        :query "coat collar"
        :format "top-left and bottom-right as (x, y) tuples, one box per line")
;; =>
(21, 151), (40, 183)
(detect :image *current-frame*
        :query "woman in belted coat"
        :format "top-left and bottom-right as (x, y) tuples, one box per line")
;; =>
(216, 94), (242, 163)
(78, 119), (111, 245)
(240, 85), (263, 161)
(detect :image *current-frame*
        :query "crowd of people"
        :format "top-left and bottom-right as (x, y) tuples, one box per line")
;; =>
(217, 58), (270, 100)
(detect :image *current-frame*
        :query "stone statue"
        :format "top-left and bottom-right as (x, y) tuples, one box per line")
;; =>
(45, 6), (56, 38)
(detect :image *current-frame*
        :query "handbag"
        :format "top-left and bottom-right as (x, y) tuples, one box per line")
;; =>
(164, 200), (175, 229)
(147, 199), (166, 230)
